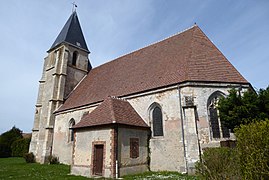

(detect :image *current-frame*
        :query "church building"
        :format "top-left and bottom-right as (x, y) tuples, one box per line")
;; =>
(29, 11), (251, 178)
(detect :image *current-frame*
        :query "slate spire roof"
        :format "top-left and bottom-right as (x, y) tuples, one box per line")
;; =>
(48, 11), (89, 52)
(72, 97), (149, 129)
(57, 25), (249, 113)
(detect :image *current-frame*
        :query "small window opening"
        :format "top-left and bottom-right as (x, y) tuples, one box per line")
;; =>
(69, 119), (75, 142)
(152, 106), (164, 136)
(72, 51), (78, 66)
(130, 138), (139, 158)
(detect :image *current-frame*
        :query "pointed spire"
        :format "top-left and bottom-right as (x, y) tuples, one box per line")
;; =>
(48, 11), (89, 53)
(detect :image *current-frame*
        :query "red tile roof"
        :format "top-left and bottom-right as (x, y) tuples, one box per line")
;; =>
(72, 97), (149, 128)
(58, 25), (248, 112)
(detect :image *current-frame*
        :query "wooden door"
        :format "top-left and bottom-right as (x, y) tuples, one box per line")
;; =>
(93, 145), (104, 175)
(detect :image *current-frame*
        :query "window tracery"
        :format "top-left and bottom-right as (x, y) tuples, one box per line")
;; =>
(208, 92), (230, 139)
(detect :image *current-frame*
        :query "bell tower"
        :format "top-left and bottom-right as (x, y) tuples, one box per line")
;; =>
(29, 11), (91, 163)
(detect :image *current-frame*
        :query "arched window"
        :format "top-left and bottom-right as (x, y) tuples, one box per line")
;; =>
(207, 91), (230, 139)
(150, 103), (164, 137)
(68, 119), (75, 142)
(72, 51), (78, 66)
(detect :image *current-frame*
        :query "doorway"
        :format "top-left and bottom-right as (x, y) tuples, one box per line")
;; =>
(93, 144), (104, 175)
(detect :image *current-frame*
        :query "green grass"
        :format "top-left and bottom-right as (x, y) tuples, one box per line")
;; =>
(0, 157), (89, 180)
(122, 171), (198, 180)
(0, 157), (198, 180)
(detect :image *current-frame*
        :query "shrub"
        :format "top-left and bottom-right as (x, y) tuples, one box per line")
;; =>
(24, 152), (35, 163)
(195, 147), (241, 179)
(48, 155), (59, 164)
(11, 138), (31, 157)
(235, 119), (269, 179)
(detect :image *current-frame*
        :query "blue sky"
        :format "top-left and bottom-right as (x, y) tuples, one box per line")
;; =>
(0, 0), (268, 134)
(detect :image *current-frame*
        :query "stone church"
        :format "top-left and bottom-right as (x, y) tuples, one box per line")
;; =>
(29, 11), (251, 178)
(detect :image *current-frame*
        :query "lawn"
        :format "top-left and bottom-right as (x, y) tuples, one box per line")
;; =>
(0, 158), (88, 180)
(0, 157), (198, 179)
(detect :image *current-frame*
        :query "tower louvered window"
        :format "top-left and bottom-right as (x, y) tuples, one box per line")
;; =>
(152, 106), (164, 136)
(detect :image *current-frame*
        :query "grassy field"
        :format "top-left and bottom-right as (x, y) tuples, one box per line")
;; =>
(0, 157), (197, 179)
(0, 158), (89, 180)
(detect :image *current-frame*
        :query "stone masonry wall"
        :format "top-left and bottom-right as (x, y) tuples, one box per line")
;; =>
(71, 128), (112, 178)
(179, 83), (250, 172)
(127, 88), (186, 172)
(118, 127), (149, 176)
(54, 82), (250, 174)
(30, 43), (89, 163)
(53, 106), (95, 164)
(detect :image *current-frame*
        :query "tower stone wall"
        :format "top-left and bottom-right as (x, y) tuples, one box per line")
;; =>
(29, 44), (89, 163)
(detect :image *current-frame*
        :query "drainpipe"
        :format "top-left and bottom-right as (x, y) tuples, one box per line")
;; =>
(115, 124), (119, 179)
(116, 160), (118, 179)
(194, 107), (202, 163)
(178, 85), (188, 173)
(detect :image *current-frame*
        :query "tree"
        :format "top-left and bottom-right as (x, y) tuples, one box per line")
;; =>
(0, 126), (23, 157)
(257, 86), (269, 119)
(218, 87), (269, 131)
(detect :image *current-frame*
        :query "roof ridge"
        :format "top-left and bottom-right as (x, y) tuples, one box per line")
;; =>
(112, 25), (198, 60)
(92, 25), (198, 70)
(73, 95), (149, 129)
(110, 96), (127, 102)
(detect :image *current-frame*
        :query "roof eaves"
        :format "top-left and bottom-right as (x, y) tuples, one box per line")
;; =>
(47, 41), (90, 53)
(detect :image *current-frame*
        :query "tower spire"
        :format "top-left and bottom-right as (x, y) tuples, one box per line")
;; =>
(48, 10), (89, 53)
